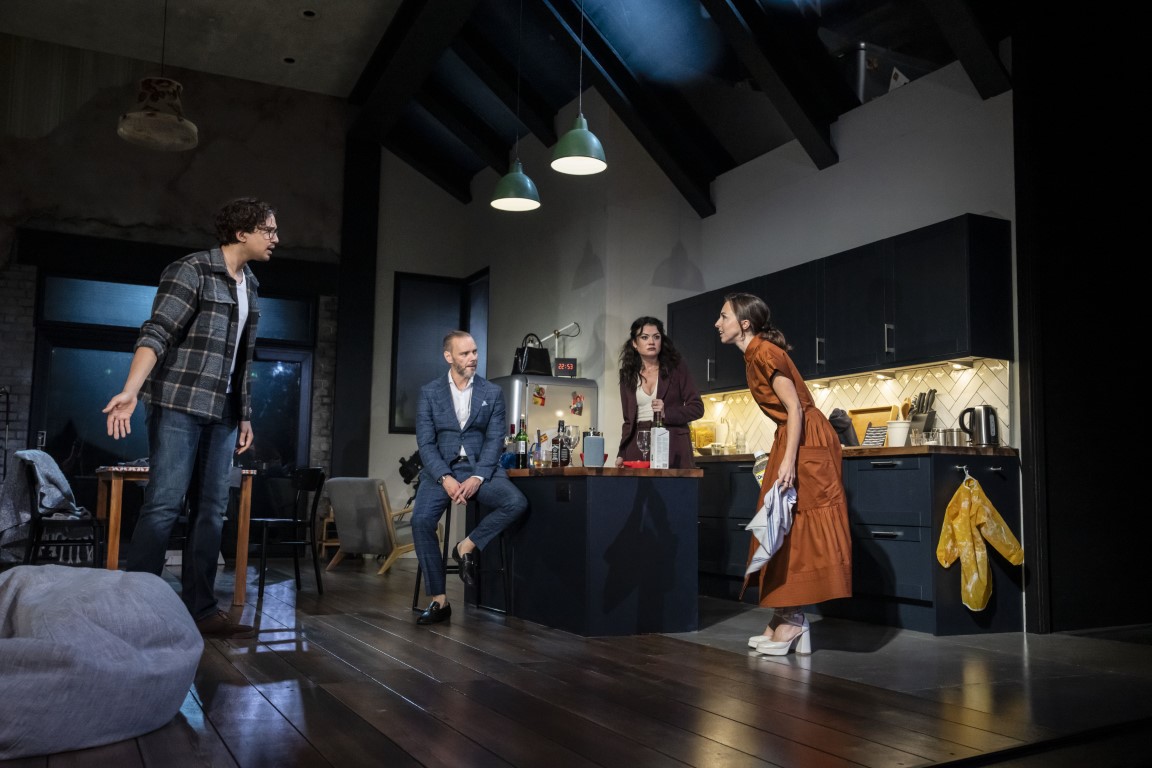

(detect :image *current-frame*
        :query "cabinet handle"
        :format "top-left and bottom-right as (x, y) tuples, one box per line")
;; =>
(706, 358), (715, 382)
(884, 323), (895, 355)
(869, 530), (903, 539)
(815, 336), (825, 367)
(869, 461), (903, 468)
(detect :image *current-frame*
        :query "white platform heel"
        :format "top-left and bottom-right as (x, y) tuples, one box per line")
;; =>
(754, 612), (811, 656)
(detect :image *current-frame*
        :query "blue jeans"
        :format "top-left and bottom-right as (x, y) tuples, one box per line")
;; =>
(411, 460), (527, 597)
(126, 403), (237, 622)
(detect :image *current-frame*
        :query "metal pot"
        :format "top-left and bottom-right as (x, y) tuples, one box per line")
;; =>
(940, 428), (966, 447)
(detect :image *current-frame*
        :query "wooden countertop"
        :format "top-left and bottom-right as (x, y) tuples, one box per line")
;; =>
(507, 466), (703, 478)
(692, 445), (1019, 462)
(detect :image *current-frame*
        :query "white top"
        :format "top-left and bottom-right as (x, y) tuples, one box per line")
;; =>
(449, 372), (471, 459)
(635, 384), (655, 422)
(226, 276), (249, 395)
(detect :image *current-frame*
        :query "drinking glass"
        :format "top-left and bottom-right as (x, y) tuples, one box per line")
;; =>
(636, 430), (651, 461)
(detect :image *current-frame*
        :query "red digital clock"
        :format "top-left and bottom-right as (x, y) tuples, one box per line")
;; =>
(554, 358), (577, 377)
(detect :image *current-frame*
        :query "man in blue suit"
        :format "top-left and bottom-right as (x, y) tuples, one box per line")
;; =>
(411, 330), (527, 625)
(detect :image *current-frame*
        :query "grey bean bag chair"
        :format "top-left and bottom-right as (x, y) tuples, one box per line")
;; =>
(0, 565), (203, 759)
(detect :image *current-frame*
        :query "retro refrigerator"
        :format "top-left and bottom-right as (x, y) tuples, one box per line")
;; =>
(490, 374), (599, 451)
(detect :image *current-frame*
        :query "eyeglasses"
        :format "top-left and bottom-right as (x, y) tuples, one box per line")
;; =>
(256, 225), (278, 240)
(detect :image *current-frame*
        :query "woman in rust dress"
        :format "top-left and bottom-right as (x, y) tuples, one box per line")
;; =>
(715, 293), (851, 655)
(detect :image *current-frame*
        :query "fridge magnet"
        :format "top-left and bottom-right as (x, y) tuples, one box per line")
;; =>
(569, 391), (584, 416)
(531, 384), (546, 406)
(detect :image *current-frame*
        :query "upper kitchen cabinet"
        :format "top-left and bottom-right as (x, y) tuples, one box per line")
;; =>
(761, 260), (825, 380)
(823, 241), (893, 374)
(890, 214), (1013, 365)
(668, 277), (765, 392)
(824, 214), (1013, 375)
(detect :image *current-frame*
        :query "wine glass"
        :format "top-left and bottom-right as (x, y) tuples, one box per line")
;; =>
(636, 430), (651, 461)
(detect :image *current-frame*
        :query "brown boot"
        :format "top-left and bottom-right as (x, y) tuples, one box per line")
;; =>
(195, 609), (256, 639)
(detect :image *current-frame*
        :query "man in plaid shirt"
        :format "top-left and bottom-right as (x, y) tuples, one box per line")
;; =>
(102, 197), (278, 639)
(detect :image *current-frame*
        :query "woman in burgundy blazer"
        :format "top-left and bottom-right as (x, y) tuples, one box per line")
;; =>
(614, 316), (705, 468)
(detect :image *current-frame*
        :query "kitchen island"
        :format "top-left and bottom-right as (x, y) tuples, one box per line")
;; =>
(473, 466), (702, 636)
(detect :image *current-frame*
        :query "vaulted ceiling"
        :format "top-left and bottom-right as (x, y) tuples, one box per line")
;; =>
(0, 0), (1012, 218)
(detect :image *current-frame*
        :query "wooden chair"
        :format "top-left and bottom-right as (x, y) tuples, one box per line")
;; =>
(324, 478), (415, 576)
(249, 466), (326, 602)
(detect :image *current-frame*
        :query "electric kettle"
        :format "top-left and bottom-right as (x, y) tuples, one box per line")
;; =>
(959, 405), (999, 447)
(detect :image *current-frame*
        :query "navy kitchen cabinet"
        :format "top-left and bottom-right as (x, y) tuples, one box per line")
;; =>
(696, 457), (762, 602)
(667, 277), (764, 393)
(822, 451), (1023, 635)
(760, 259), (825, 380)
(889, 213), (1014, 364)
(823, 214), (1013, 375)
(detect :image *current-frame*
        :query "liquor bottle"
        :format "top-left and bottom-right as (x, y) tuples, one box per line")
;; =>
(559, 420), (572, 467)
(515, 415), (529, 469)
(552, 419), (566, 466)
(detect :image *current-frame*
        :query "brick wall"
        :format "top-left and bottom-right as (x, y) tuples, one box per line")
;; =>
(309, 295), (337, 471)
(0, 258), (35, 480)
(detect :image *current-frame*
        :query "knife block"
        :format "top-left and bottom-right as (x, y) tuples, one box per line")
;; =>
(910, 411), (935, 434)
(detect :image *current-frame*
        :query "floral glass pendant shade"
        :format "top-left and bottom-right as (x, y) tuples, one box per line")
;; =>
(117, 77), (198, 151)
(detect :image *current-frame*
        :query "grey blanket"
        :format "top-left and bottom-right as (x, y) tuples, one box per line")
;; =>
(0, 450), (90, 563)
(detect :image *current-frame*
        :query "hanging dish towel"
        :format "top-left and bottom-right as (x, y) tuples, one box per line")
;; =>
(745, 481), (797, 575)
(936, 476), (1024, 611)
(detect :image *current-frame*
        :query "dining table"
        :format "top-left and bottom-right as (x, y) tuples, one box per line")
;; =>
(94, 464), (256, 606)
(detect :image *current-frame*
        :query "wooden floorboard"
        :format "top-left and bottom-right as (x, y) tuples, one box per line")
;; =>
(0, 558), (1104, 767)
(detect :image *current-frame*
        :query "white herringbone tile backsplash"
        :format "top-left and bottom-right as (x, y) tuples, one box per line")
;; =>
(701, 359), (1012, 454)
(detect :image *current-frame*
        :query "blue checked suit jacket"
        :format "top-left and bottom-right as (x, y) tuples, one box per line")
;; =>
(415, 373), (509, 486)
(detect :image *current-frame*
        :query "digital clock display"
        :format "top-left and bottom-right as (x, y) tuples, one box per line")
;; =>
(554, 358), (577, 377)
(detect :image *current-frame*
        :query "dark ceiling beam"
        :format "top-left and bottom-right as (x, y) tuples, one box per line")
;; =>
(454, 23), (557, 148)
(417, 80), (510, 174)
(348, 0), (479, 137)
(701, 0), (857, 171)
(537, 0), (732, 218)
(917, 0), (1011, 99)
(383, 129), (474, 205)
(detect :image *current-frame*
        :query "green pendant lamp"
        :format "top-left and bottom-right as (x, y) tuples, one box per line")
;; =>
(551, 0), (606, 175)
(551, 114), (606, 175)
(491, 159), (541, 211)
(491, 0), (541, 212)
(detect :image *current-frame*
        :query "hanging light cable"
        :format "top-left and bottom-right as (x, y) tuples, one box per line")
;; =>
(551, 0), (606, 175)
(491, 0), (541, 211)
(117, 0), (198, 151)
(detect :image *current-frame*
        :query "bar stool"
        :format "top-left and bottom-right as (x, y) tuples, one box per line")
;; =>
(411, 504), (460, 611)
(411, 500), (513, 614)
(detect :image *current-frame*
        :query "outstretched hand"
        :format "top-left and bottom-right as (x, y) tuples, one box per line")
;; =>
(103, 393), (137, 440)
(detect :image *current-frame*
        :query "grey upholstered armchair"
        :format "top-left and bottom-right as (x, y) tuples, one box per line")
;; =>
(323, 478), (416, 575)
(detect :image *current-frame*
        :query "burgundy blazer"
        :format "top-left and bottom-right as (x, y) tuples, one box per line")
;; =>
(616, 360), (705, 468)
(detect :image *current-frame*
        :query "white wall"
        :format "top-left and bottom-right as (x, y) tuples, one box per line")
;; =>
(368, 60), (1016, 500)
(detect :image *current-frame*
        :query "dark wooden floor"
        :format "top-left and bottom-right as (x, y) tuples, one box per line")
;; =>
(3, 557), (1149, 768)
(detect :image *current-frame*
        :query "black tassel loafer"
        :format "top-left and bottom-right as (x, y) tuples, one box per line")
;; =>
(452, 544), (478, 586)
(416, 600), (451, 625)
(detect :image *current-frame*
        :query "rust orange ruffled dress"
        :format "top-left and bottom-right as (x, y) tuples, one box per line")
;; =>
(740, 336), (852, 607)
